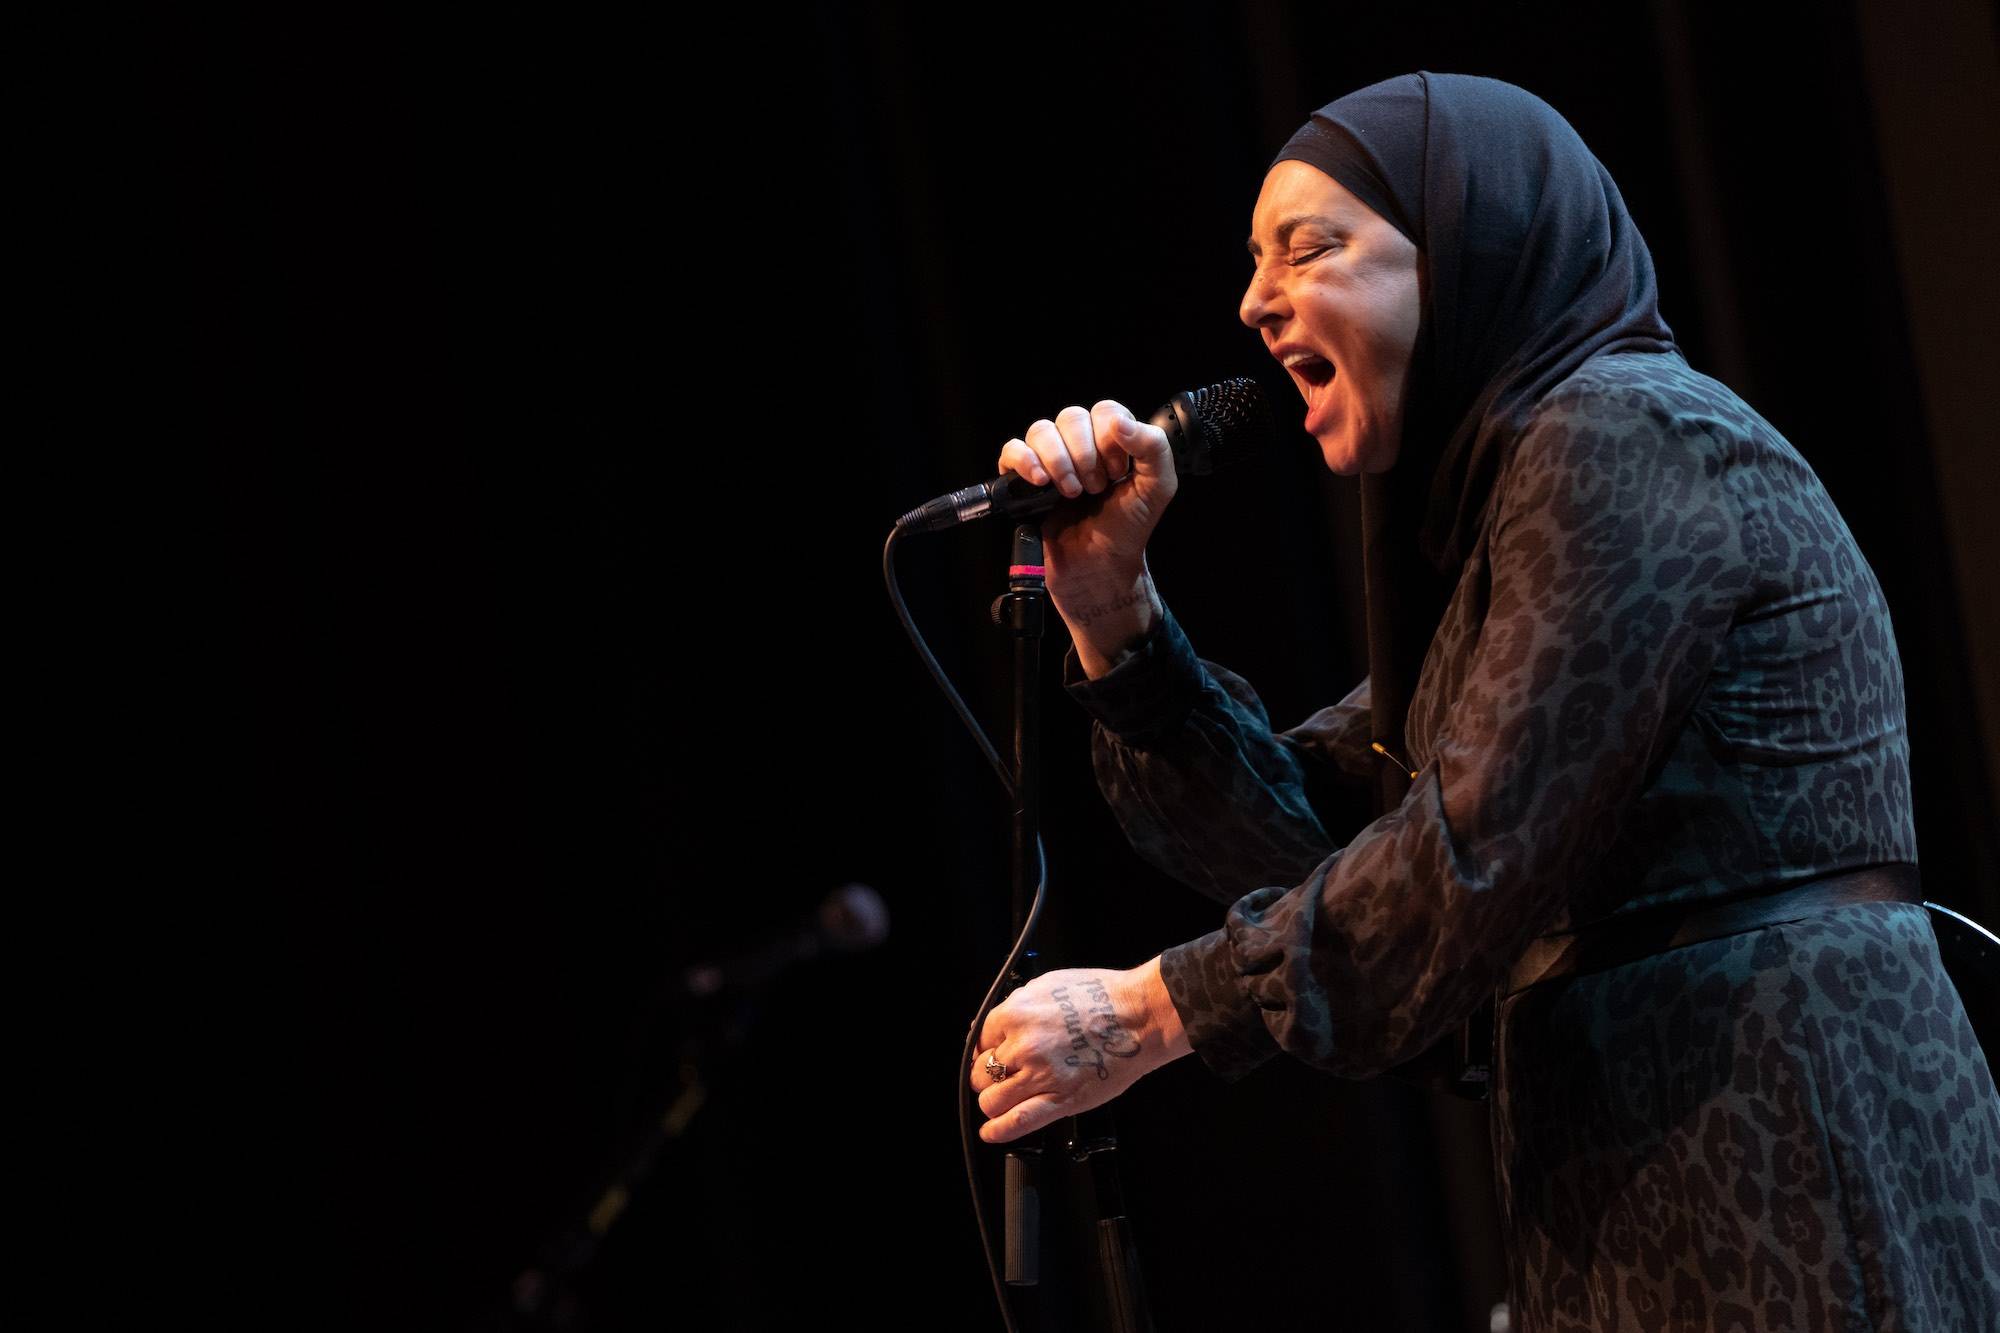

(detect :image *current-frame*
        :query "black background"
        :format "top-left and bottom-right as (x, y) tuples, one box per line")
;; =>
(166, 4), (1996, 1328)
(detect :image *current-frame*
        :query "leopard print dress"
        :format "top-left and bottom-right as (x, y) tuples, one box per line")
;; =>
(1063, 350), (2000, 1329)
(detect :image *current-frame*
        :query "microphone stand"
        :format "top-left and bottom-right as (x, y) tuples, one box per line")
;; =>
(992, 521), (1154, 1333)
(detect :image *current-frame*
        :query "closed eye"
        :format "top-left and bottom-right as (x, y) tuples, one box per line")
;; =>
(1289, 245), (1336, 266)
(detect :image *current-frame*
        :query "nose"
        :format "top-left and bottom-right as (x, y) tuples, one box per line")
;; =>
(1239, 262), (1284, 330)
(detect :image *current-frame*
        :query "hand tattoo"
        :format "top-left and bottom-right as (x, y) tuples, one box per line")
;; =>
(1050, 977), (1143, 1080)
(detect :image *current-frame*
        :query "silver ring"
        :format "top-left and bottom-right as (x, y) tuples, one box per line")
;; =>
(984, 1052), (1010, 1082)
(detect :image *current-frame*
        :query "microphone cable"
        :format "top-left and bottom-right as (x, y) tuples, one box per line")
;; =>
(883, 518), (1038, 1333)
(883, 378), (1271, 1332)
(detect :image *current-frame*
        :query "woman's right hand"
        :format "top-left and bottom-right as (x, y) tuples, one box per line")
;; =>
(996, 400), (1178, 675)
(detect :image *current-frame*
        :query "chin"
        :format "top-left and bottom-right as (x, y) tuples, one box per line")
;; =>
(1316, 436), (1376, 477)
(1317, 429), (1399, 476)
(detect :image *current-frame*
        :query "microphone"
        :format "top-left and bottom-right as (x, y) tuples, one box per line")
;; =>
(895, 377), (1274, 533)
(681, 883), (890, 999)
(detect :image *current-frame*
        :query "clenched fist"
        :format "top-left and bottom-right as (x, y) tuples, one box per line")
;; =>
(995, 401), (1178, 677)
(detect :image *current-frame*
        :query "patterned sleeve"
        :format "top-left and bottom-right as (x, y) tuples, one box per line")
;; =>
(1061, 606), (1378, 910)
(1125, 386), (1749, 1082)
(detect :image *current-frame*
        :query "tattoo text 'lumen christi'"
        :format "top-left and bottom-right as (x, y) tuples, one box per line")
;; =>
(1050, 977), (1143, 1081)
(1069, 586), (1148, 631)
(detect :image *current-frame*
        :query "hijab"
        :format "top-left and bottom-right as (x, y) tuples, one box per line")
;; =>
(1268, 72), (1676, 808)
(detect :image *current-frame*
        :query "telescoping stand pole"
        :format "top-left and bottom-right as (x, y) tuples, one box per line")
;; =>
(992, 521), (1154, 1333)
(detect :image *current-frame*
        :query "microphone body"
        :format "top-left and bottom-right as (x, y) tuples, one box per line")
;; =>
(896, 378), (1271, 534)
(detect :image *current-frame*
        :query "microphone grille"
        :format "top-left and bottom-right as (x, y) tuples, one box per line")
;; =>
(818, 882), (889, 951)
(1179, 377), (1274, 476)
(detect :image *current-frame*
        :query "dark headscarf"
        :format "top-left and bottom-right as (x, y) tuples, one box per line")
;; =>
(1269, 72), (1676, 808)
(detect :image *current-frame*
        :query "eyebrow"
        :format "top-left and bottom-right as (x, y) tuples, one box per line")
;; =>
(1245, 213), (1346, 258)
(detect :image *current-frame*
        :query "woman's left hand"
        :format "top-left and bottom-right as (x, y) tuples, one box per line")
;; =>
(969, 957), (1192, 1144)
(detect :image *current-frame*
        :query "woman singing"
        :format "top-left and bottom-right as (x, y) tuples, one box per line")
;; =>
(966, 72), (2000, 1329)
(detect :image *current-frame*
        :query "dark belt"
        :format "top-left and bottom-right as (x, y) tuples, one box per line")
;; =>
(1504, 862), (1923, 997)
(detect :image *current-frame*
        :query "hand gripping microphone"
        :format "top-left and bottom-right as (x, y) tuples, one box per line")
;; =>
(895, 377), (1274, 533)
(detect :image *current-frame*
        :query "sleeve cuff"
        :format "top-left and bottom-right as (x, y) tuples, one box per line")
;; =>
(1061, 602), (1209, 745)
(1157, 928), (1282, 1083)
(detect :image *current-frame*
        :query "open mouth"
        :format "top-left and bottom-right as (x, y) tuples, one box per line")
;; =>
(1292, 355), (1335, 390)
(1287, 354), (1337, 433)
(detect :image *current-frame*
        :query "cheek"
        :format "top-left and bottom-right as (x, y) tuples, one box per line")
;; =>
(1384, 276), (1423, 372)
(1346, 268), (1421, 383)
(1356, 330), (1414, 402)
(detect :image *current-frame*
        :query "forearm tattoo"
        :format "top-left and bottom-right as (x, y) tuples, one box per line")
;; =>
(1067, 585), (1151, 631)
(1050, 977), (1142, 1080)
